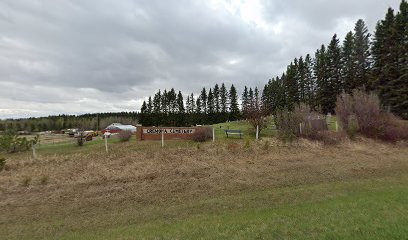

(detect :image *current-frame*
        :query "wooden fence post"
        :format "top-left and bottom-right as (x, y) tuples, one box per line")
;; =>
(105, 136), (108, 153)
(161, 130), (164, 147)
(256, 125), (259, 141)
(213, 127), (215, 142)
(32, 143), (36, 160)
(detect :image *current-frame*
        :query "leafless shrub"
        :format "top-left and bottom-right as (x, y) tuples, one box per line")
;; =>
(335, 90), (408, 142)
(76, 131), (86, 146)
(276, 104), (328, 142)
(335, 92), (354, 131)
(118, 130), (133, 142)
(192, 127), (212, 142)
(245, 103), (268, 135)
(379, 113), (408, 142)
(353, 90), (382, 138)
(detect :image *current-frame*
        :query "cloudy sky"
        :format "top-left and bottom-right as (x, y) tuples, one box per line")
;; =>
(0, 0), (401, 119)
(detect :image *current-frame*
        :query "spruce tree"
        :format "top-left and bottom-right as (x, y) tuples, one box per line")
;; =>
(327, 34), (342, 112)
(147, 96), (153, 113)
(342, 31), (356, 93)
(207, 89), (215, 114)
(248, 87), (254, 109)
(213, 84), (220, 113)
(220, 83), (228, 113)
(353, 19), (371, 89)
(254, 87), (260, 110)
(200, 87), (207, 114)
(394, 0), (408, 118)
(242, 86), (249, 113)
(314, 45), (331, 113)
(176, 91), (185, 113)
(229, 84), (240, 120)
(372, 8), (398, 110)
(304, 54), (315, 109)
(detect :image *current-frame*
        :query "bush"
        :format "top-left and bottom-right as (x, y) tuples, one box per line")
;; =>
(347, 115), (359, 140)
(118, 130), (133, 142)
(243, 138), (251, 150)
(276, 104), (327, 142)
(379, 113), (408, 142)
(335, 90), (408, 142)
(0, 158), (5, 171)
(192, 127), (212, 142)
(40, 175), (49, 185)
(0, 130), (37, 153)
(21, 176), (32, 187)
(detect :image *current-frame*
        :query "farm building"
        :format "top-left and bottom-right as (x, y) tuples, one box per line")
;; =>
(103, 123), (137, 133)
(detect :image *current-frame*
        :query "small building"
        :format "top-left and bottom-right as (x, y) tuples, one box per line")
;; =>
(103, 123), (137, 133)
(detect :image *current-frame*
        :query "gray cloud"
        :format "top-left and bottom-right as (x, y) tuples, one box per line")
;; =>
(0, 0), (401, 118)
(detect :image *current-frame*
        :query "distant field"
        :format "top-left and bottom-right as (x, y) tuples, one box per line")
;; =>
(1, 121), (408, 239)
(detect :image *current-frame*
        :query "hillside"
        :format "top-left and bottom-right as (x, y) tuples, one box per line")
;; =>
(1, 125), (408, 239)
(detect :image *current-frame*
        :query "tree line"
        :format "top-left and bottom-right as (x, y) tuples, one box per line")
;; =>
(262, 1), (407, 118)
(0, 112), (139, 132)
(139, 84), (240, 126)
(140, 0), (407, 126)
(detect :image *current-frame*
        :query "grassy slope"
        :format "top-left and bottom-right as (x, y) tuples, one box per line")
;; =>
(60, 176), (408, 239)
(1, 120), (408, 239)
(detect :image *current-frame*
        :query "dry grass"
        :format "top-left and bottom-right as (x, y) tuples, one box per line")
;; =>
(1, 138), (408, 238)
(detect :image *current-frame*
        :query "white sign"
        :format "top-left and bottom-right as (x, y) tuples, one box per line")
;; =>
(143, 128), (196, 134)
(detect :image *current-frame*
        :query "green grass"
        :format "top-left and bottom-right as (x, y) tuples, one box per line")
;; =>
(55, 175), (408, 240)
(212, 120), (277, 140)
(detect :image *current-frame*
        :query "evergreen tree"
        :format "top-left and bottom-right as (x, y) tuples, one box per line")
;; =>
(372, 8), (399, 111)
(229, 84), (240, 120)
(196, 97), (202, 114)
(185, 94), (191, 113)
(353, 19), (371, 89)
(248, 87), (254, 109)
(242, 86), (249, 113)
(153, 90), (162, 114)
(304, 54), (315, 109)
(327, 34), (343, 112)
(393, 0), (408, 118)
(147, 96), (153, 114)
(297, 56), (307, 103)
(342, 31), (356, 93)
(161, 89), (168, 115)
(213, 84), (220, 113)
(314, 45), (331, 113)
(220, 83), (228, 113)
(254, 87), (260, 110)
(200, 87), (208, 114)
(207, 89), (215, 114)
(285, 62), (298, 110)
(190, 93), (196, 112)
(176, 91), (185, 113)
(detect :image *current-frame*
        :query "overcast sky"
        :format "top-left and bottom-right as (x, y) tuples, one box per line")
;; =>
(0, 0), (401, 119)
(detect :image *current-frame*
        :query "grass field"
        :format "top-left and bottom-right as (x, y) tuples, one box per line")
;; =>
(1, 121), (408, 239)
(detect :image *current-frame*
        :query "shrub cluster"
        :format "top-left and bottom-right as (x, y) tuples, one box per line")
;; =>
(0, 130), (39, 153)
(118, 130), (133, 142)
(192, 127), (212, 142)
(0, 158), (5, 171)
(276, 104), (329, 142)
(336, 90), (408, 142)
